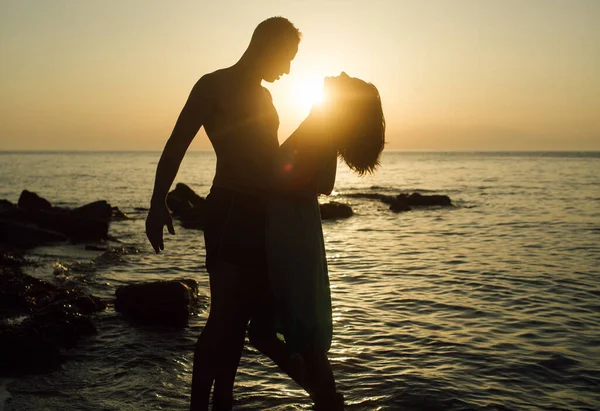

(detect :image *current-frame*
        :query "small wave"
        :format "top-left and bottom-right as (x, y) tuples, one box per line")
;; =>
(51, 246), (141, 283)
(94, 246), (140, 266)
(537, 353), (579, 372)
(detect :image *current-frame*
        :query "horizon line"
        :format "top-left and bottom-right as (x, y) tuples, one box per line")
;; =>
(1, 149), (600, 153)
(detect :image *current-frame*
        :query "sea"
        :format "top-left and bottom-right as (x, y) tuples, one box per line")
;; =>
(0, 150), (599, 411)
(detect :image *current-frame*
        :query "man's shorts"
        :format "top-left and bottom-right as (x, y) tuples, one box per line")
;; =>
(203, 185), (273, 330)
(203, 185), (268, 275)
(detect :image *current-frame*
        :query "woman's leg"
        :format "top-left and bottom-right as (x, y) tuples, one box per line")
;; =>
(248, 331), (343, 410)
(303, 350), (343, 410)
(247, 274), (313, 394)
(248, 326), (312, 393)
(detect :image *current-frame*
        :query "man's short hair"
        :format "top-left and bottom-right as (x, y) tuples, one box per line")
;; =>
(250, 17), (302, 50)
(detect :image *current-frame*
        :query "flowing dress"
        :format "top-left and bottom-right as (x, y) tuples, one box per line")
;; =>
(266, 138), (336, 355)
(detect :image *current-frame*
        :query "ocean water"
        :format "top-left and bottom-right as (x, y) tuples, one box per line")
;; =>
(0, 150), (599, 411)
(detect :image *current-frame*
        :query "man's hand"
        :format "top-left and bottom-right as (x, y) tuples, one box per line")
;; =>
(145, 203), (175, 253)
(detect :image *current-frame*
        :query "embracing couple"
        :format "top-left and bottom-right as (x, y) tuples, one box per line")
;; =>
(146, 17), (385, 411)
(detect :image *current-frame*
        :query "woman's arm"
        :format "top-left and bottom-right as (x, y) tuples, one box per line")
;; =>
(314, 147), (337, 195)
(275, 118), (337, 196)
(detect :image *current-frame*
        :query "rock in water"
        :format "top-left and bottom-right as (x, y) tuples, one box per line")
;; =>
(178, 206), (206, 229)
(0, 199), (16, 211)
(1, 194), (115, 246)
(404, 193), (452, 207)
(320, 202), (353, 220)
(0, 256), (106, 376)
(70, 200), (113, 222)
(167, 183), (205, 216)
(390, 193), (453, 213)
(389, 201), (411, 213)
(115, 280), (199, 327)
(166, 183), (206, 229)
(17, 190), (52, 211)
(0, 329), (62, 376)
(0, 219), (68, 247)
(11, 208), (110, 243)
(345, 191), (453, 213)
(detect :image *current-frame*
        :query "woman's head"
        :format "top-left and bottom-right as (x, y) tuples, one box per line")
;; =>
(323, 73), (385, 175)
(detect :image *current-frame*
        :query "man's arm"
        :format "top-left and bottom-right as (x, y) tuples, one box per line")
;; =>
(150, 77), (212, 206)
(146, 76), (213, 253)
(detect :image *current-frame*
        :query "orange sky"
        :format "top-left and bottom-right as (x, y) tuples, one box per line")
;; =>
(1, 0), (599, 151)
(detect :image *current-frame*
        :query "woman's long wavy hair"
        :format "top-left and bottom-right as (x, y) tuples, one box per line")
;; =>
(327, 73), (386, 175)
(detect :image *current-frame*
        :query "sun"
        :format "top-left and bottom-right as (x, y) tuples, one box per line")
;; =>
(292, 77), (325, 111)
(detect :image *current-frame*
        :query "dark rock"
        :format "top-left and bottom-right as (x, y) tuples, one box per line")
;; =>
(389, 201), (411, 213)
(115, 279), (199, 327)
(17, 190), (52, 211)
(21, 304), (97, 348)
(0, 256), (106, 376)
(179, 206), (206, 229)
(85, 244), (109, 251)
(0, 263), (106, 317)
(345, 191), (452, 213)
(0, 265), (57, 314)
(49, 289), (107, 315)
(167, 183), (205, 216)
(0, 327), (63, 375)
(0, 251), (25, 267)
(18, 208), (109, 242)
(70, 200), (112, 222)
(1, 198), (111, 245)
(0, 199), (16, 211)
(166, 183), (206, 229)
(403, 193), (452, 207)
(0, 305), (97, 375)
(0, 218), (68, 247)
(389, 193), (452, 213)
(51, 210), (108, 242)
(59, 215), (109, 242)
(320, 202), (353, 220)
(0, 192), (125, 248)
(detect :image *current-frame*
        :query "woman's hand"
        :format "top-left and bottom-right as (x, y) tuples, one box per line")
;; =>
(145, 202), (175, 253)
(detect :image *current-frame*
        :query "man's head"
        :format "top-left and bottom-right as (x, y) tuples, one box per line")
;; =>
(247, 17), (301, 82)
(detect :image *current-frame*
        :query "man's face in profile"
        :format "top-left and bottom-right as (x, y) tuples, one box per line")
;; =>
(262, 41), (299, 83)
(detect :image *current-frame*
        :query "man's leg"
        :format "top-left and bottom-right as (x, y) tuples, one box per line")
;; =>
(190, 264), (250, 411)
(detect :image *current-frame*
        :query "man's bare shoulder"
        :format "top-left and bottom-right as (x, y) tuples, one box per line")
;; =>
(192, 68), (232, 94)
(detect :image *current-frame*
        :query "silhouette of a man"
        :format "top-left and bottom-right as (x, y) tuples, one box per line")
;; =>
(146, 17), (303, 411)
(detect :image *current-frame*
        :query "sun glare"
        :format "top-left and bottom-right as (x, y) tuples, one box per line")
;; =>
(292, 77), (325, 111)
